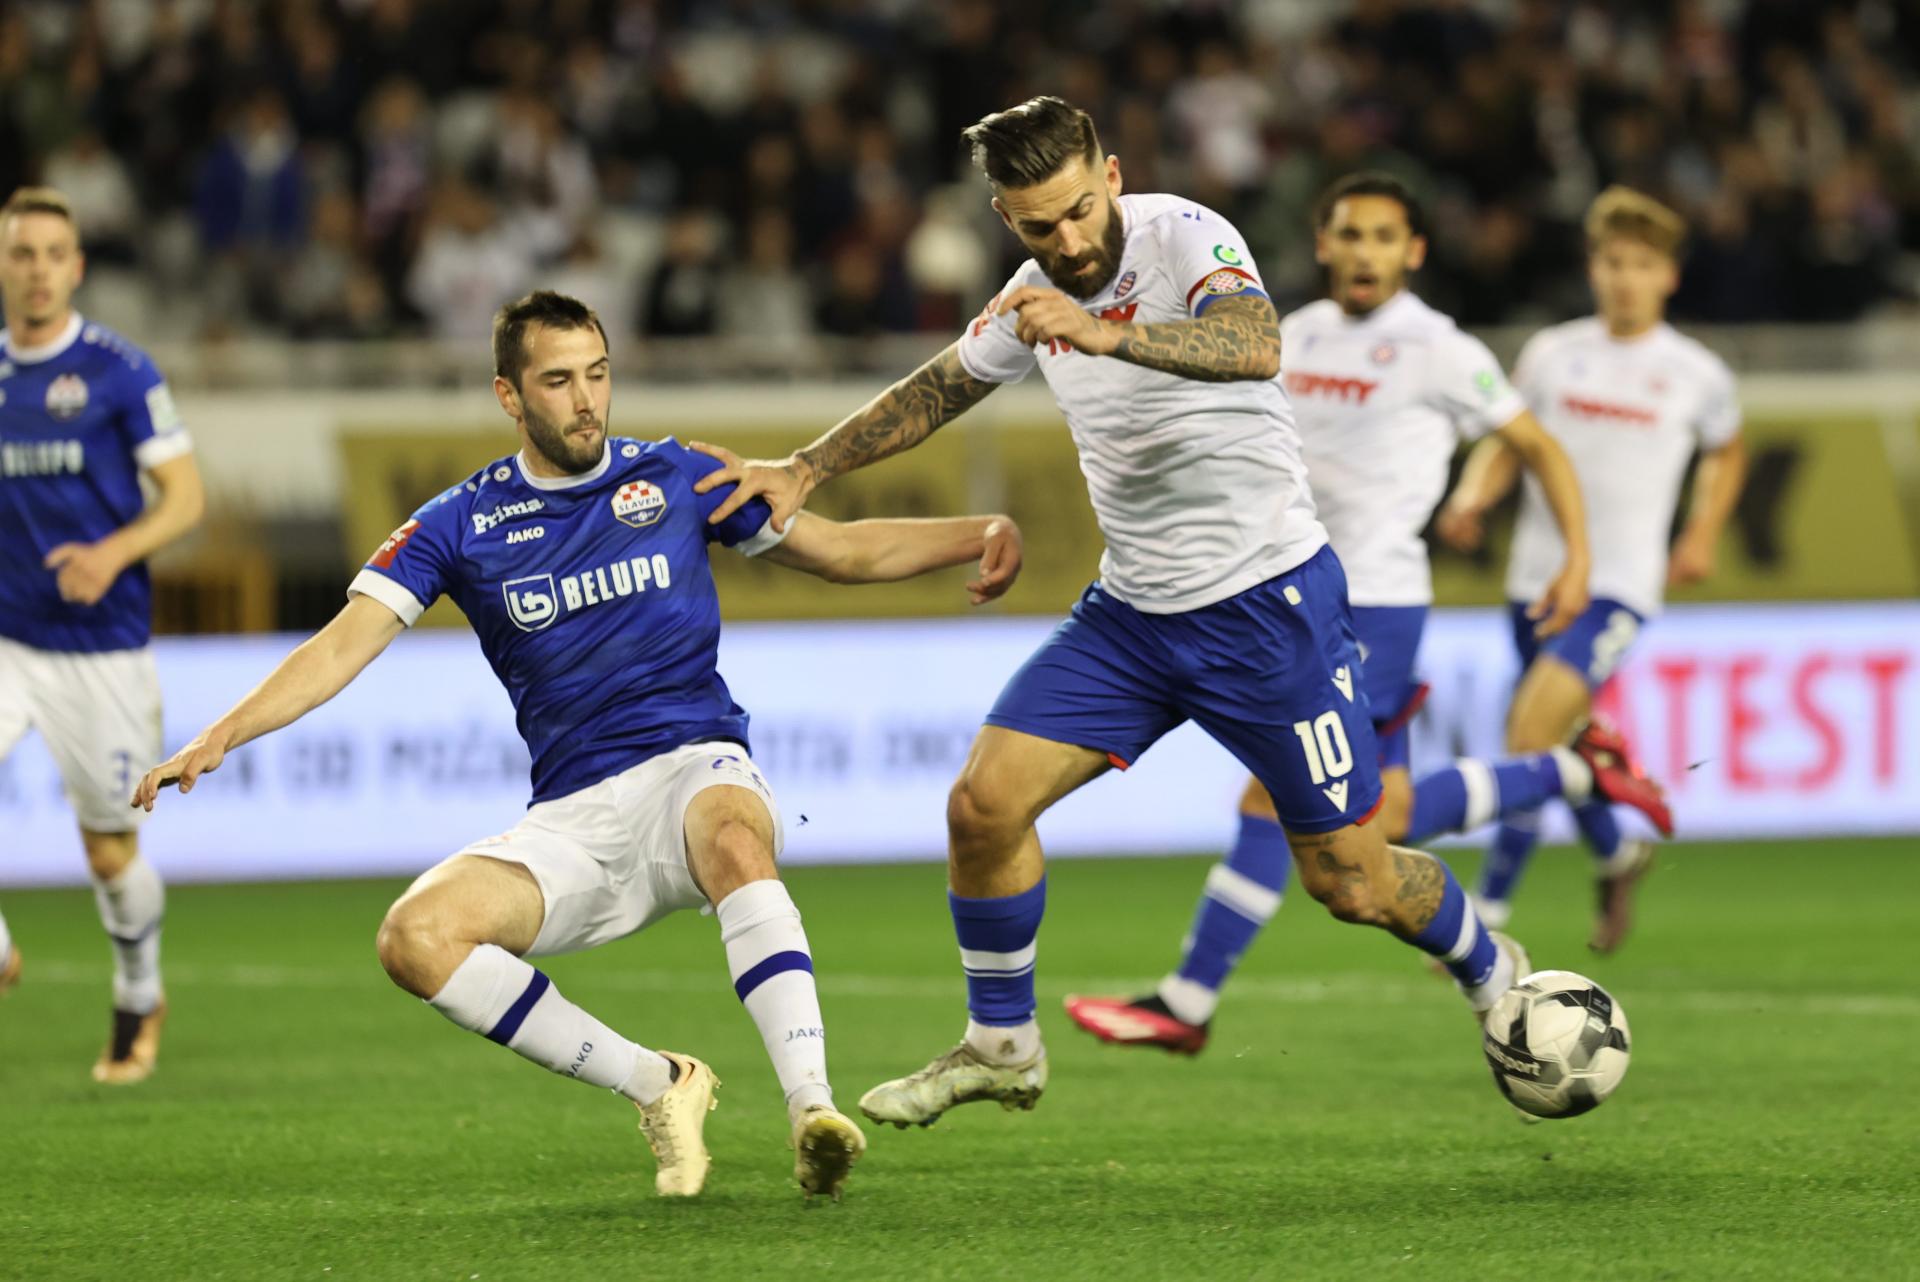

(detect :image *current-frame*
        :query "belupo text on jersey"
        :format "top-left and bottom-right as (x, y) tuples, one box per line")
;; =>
(503, 552), (675, 632)
(1, 437), (86, 476)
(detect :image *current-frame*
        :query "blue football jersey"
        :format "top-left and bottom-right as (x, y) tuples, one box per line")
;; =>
(349, 437), (785, 805)
(0, 315), (191, 652)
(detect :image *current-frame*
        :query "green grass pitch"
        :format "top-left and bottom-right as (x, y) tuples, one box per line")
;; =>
(3, 838), (1916, 1281)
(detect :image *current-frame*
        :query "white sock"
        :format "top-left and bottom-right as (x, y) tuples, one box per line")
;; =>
(1550, 746), (1594, 804)
(964, 1017), (1042, 1065)
(0, 905), (11, 966)
(1462, 941), (1519, 1013)
(717, 879), (832, 1115)
(92, 856), (164, 1015)
(1156, 975), (1220, 1026)
(428, 944), (674, 1104)
(1470, 893), (1512, 931)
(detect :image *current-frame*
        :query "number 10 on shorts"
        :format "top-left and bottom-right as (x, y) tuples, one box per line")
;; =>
(1292, 710), (1354, 784)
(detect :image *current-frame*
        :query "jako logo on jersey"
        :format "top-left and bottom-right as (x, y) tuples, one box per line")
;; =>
(370, 519), (421, 569)
(470, 497), (546, 534)
(611, 479), (666, 528)
(506, 525), (545, 544)
(1113, 271), (1137, 299)
(1284, 372), (1380, 404)
(1560, 395), (1657, 426)
(44, 373), (88, 421)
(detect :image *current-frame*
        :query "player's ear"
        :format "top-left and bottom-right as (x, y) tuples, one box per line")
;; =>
(493, 375), (521, 421)
(1313, 229), (1331, 267)
(1104, 153), (1122, 197)
(989, 195), (1013, 233)
(1406, 235), (1428, 272)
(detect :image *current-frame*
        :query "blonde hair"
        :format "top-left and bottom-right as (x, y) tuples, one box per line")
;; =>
(1585, 185), (1684, 259)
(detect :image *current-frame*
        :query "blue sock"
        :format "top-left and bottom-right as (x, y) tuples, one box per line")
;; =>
(1479, 812), (1542, 908)
(1574, 799), (1623, 863)
(1168, 815), (1290, 1016)
(1406, 754), (1568, 844)
(950, 877), (1046, 1026)
(1409, 856), (1500, 989)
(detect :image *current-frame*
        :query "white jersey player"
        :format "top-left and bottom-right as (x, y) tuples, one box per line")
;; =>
(0, 187), (205, 1082)
(698, 99), (1549, 1132)
(1064, 174), (1662, 1055)
(1440, 186), (1748, 950)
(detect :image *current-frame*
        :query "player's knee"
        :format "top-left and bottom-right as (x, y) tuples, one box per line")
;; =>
(946, 772), (1022, 865)
(1295, 846), (1394, 926)
(692, 818), (777, 903)
(1505, 715), (1562, 754)
(80, 830), (137, 881)
(1237, 777), (1279, 821)
(376, 898), (457, 998)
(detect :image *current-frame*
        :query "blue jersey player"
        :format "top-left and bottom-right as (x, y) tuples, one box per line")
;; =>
(134, 291), (1025, 1202)
(0, 188), (206, 1083)
(697, 98), (1541, 1130)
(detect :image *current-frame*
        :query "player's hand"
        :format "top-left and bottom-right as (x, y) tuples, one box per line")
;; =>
(999, 286), (1120, 355)
(967, 516), (1023, 606)
(131, 730), (230, 812)
(1433, 497), (1487, 552)
(1667, 530), (1716, 587)
(688, 442), (815, 533)
(44, 540), (127, 606)
(1528, 560), (1590, 638)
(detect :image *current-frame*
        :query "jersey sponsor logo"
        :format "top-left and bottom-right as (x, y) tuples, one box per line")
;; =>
(1212, 244), (1243, 265)
(502, 573), (560, 631)
(558, 554), (672, 611)
(369, 518), (421, 569)
(1473, 370), (1504, 402)
(470, 497), (546, 534)
(611, 479), (667, 528)
(0, 438), (84, 476)
(1097, 302), (1138, 324)
(1284, 371), (1380, 404)
(1560, 394), (1657, 426)
(970, 292), (1003, 338)
(505, 525), (545, 544)
(44, 373), (88, 421)
(1112, 270), (1137, 299)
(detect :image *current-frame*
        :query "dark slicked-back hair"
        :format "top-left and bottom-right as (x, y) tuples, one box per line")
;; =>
(962, 96), (1101, 190)
(492, 290), (609, 387)
(1314, 172), (1428, 239)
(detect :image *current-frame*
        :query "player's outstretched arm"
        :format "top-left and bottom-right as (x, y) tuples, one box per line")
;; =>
(1669, 434), (1747, 586)
(759, 511), (1023, 606)
(1494, 409), (1591, 636)
(45, 453), (206, 607)
(131, 594), (405, 810)
(1000, 287), (1282, 383)
(689, 342), (999, 531)
(1435, 433), (1525, 552)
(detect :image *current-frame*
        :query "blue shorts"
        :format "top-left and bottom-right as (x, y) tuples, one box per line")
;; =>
(1508, 599), (1645, 690)
(986, 545), (1384, 834)
(1352, 605), (1428, 771)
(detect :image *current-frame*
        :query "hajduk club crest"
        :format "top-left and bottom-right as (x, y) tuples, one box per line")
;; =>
(611, 478), (667, 528)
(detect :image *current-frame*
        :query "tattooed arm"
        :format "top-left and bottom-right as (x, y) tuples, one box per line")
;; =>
(999, 286), (1282, 383)
(691, 342), (998, 529)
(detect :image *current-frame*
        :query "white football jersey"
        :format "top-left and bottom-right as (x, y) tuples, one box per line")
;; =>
(1506, 319), (1741, 618)
(956, 193), (1326, 614)
(1280, 291), (1524, 606)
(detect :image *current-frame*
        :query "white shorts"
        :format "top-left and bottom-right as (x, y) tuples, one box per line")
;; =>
(456, 740), (784, 957)
(0, 636), (162, 833)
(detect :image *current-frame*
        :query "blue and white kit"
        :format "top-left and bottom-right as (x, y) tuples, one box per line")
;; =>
(0, 314), (189, 829)
(349, 436), (789, 952)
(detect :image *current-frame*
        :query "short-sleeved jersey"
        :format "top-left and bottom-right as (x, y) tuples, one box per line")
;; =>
(956, 193), (1325, 614)
(348, 437), (786, 805)
(1506, 319), (1740, 618)
(0, 314), (192, 652)
(1280, 291), (1523, 606)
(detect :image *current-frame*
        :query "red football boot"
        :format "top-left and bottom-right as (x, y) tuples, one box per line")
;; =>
(1063, 993), (1209, 1055)
(1574, 717), (1674, 837)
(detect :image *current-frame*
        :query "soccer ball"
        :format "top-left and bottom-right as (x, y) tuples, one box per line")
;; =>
(1481, 970), (1631, 1119)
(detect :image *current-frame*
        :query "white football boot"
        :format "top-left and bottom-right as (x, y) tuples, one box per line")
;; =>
(634, 1052), (718, 1197)
(858, 1041), (1048, 1128)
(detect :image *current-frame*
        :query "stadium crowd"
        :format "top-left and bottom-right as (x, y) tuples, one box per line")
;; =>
(0, 0), (1915, 344)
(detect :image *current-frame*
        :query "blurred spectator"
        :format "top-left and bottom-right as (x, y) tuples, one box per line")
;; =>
(1, 0), (1914, 342)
